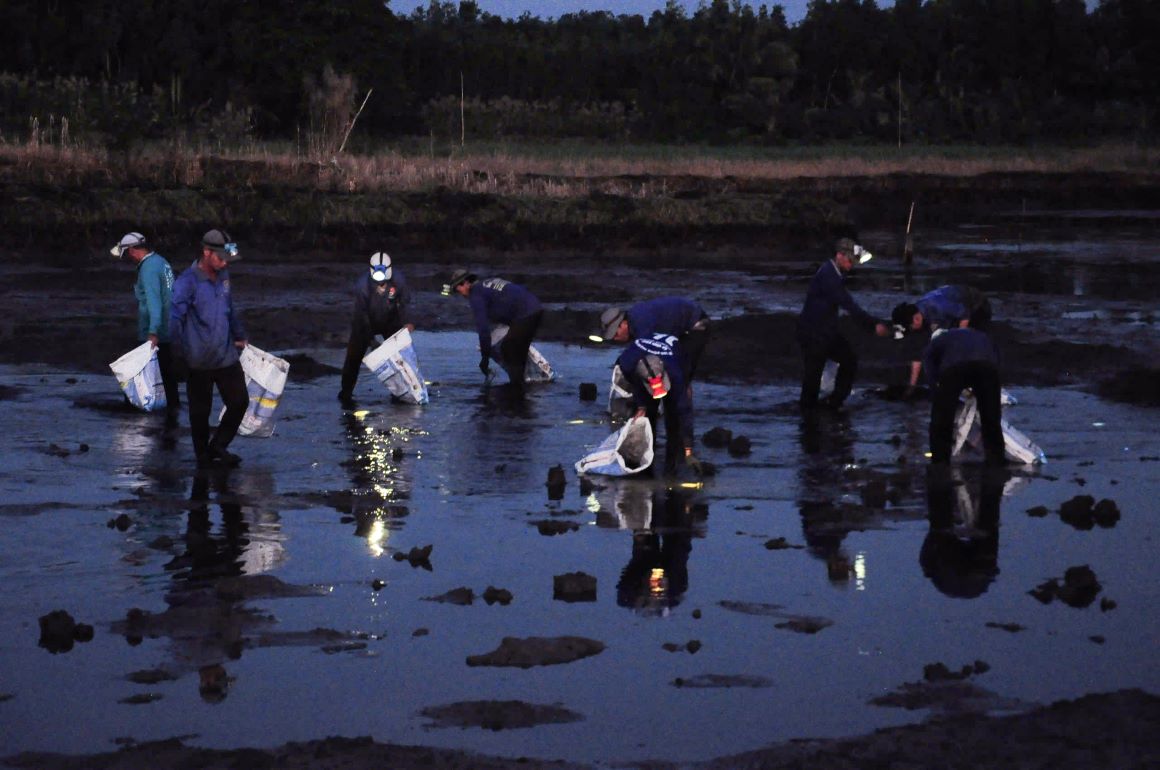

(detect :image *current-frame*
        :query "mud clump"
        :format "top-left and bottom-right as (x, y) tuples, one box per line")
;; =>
(482, 586), (513, 605)
(466, 635), (605, 668)
(702, 427), (733, 448)
(1058, 495), (1120, 529)
(392, 544), (433, 570)
(553, 571), (597, 602)
(424, 587), (475, 605)
(38, 610), (94, 654)
(1096, 367), (1160, 407)
(420, 699), (584, 730)
(924, 660), (991, 682)
(533, 519), (579, 536)
(578, 382), (597, 401)
(727, 435), (752, 457)
(545, 464), (566, 500)
(1030, 565), (1102, 608)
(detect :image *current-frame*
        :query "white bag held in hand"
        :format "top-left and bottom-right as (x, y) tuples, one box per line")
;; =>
(226, 344), (290, 438)
(489, 325), (555, 383)
(575, 415), (655, 476)
(363, 328), (429, 405)
(109, 341), (167, 412)
(953, 389), (1046, 464)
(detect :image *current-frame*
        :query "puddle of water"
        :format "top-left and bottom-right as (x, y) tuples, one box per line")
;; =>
(1, 332), (1158, 764)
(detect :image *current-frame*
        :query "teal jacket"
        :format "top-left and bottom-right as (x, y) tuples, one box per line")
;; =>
(135, 252), (174, 342)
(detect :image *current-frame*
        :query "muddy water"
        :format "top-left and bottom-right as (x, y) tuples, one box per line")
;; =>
(1, 214), (1159, 764)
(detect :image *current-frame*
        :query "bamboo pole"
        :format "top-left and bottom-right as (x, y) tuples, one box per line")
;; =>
(336, 89), (373, 156)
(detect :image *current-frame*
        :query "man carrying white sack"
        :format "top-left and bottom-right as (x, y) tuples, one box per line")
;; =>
(111, 231), (181, 425)
(338, 251), (413, 408)
(170, 229), (249, 469)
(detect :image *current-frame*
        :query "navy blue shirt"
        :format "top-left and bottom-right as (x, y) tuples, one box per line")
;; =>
(170, 261), (246, 370)
(626, 297), (706, 339)
(468, 278), (542, 358)
(352, 270), (408, 335)
(797, 259), (879, 342)
(923, 328), (1000, 389)
(615, 334), (693, 445)
(916, 285), (986, 331)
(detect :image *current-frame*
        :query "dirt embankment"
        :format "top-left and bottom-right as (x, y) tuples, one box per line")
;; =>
(4, 169), (1160, 257)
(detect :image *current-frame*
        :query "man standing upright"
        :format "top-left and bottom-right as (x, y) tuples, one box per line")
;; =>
(338, 251), (413, 406)
(111, 231), (180, 424)
(796, 237), (889, 409)
(170, 229), (249, 468)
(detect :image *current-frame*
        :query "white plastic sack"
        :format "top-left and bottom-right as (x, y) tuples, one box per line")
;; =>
(575, 415), (655, 476)
(109, 341), (167, 412)
(363, 328), (429, 404)
(489, 325), (554, 383)
(225, 344), (290, 438)
(607, 364), (635, 419)
(953, 390), (1046, 464)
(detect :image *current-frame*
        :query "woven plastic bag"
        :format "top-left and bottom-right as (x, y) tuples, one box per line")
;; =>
(227, 344), (290, 438)
(489, 324), (554, 383)
(363, 328), (429, 404)
(575, 415), (654, 476)
(953, 389), (1045, 464)
(109, 342), (166, 412)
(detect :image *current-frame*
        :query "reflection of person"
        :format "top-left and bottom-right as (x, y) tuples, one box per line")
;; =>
(446, 269), (543, 393)
(170, 229), (249, 468)
(892, 285), (992, 390)
(615, 488), (704, 615)
(615, 334), (700, 475)
(924, 327), (1005, 465)
(919, 465), (1004, 598)
(338, 251), (413, 406)
(796, 237), (890, 409)
(111, 231), (181, 424)
(599, 297), (710, 382)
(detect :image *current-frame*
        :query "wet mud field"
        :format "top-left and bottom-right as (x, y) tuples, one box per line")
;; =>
(2, 210), (1159, 768)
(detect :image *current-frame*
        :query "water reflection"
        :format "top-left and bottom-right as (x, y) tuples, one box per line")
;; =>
(589, 482), (707, 616)
(919, 465), (1006, 599)
(341, 409), (416, 556)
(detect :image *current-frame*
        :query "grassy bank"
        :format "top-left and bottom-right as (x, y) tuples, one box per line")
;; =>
(3, 140), (1159, 256)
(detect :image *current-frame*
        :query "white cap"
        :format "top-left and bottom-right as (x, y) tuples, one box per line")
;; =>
(369, 251), (392, 282)
(111, 232), (146, 258)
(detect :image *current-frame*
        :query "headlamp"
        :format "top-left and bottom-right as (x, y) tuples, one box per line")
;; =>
(223, 242), (239, 258)
(853, 244), (873, 264)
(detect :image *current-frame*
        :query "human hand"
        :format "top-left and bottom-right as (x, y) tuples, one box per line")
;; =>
(685, 451), (704, 475)
(373, 334), (385, 345)
(875, 322), (890, 337)
(405, 323), (415, 332)
(148, 333), (159, 349)
(235, 339), (247, 350)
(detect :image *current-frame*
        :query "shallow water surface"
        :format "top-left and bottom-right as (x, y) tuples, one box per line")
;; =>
(1, 330), (1158, 764)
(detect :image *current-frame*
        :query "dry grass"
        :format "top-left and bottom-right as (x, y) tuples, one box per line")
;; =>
(2, 139), (1156, 199)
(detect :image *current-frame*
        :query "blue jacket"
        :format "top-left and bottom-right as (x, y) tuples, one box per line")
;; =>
(916, 285), (987, 331)
(469, 277), (542, 358)
(134, 251), (174, 342)
(170, 261), (247, 370)
(352, 270), (408, 335)
(797, 259), (879, 342)
(923, 328), (1000, 389)
(616, 335), (693, 445)
(627, 297), (706, 339)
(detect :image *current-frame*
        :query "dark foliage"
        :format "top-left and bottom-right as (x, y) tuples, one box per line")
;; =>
(0, 0), (1156, 145)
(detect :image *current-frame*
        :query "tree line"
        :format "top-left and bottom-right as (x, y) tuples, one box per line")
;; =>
(1, 0), (1157, 148)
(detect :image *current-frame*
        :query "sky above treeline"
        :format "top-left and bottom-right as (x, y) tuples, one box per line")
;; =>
(454, 1), (818, 24)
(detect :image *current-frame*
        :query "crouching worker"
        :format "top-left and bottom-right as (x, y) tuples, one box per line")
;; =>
(445, 269), (542, 394)
(599, 296), (711, 383)
(616, 334), (702, 476)
(892, 285), (992, 393)
(339, 251), (412, 406)
(924, 327), (1005, 466)
(170, 229), (248, 468)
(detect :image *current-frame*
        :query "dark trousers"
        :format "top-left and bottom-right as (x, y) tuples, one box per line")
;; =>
(187, 362), (248, 458)
(681, 323), (710, 383)
(496, 311), (543, 391)
(643, 395), (686, 473)
(969, 300), (993, 332)
(799, 333), (857, 408)
(340, 324), (402, 397)
(155, 342), (182, 414)
(930, 361), (1005, 465)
